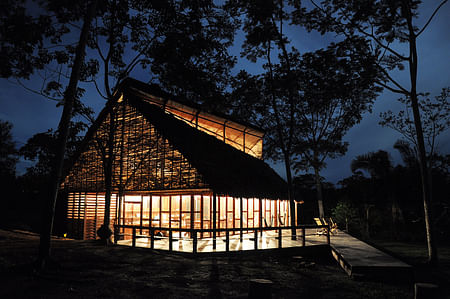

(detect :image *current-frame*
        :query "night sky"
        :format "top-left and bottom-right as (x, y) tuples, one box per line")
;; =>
(1, 2), (449, 184)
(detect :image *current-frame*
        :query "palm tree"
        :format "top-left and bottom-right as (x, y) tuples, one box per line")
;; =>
(394, 139), (419, 170)
(351, 150), (402, 238)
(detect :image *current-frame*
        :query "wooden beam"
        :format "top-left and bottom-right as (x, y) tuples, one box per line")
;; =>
(240, 197), (243, 243)
(213, 192), (217, 250)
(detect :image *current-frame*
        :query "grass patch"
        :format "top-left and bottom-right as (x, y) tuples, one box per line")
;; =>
(0, 229), (413, 298)
(370, 239), (450, 296)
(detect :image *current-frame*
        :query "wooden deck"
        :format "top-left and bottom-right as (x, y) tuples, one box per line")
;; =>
(330, 230), (413, 281)
(116, 228), (413, 281)
(116, 228), (329, 253)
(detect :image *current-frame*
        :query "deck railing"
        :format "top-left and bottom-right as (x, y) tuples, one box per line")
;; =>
(113, 224), (330, 253)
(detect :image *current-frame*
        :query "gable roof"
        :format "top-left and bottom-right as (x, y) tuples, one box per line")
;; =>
(119, 78), (265, 134)
(64, 79), (287, 199)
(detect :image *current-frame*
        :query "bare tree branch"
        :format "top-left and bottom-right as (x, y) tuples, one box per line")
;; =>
(416, 0), (448, 37)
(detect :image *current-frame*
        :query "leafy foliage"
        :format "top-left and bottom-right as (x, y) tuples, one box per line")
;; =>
(351, 150), (393, 179)
(380, 88), (450, 160)
(19, 120), (87, 178)
(0, 120), (18, 179)
(332, 201), (358, 232)
(293, 40), (381, 173)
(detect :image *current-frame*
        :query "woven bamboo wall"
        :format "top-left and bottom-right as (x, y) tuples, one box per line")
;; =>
(62, 101), (208, 193)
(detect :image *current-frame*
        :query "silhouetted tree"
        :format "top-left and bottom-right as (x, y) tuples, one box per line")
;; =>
(294, 0), (448, 264)
(351, 150), (403, 238)
(82, 0), (237, 242)
(332, 201), (358, 232)
(226, 0), (301, 236)
(0, 0), (54, 78)
(380, 87), (450, 167)
(20, 119), (89, 186)
(298, 0), (448, 265)
(0, 120), (17, 180)
(38, 0), (99, 270)
(293, 41), (380, 219)
(0, 120), (18, 228)
(337, 173), (373, 237)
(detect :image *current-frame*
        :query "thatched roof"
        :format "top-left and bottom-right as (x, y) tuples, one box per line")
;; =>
(65, 79), (287, 199)
(119, 78), (264, 133)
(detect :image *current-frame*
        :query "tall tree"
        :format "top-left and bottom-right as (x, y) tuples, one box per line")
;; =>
(0, 120), (18, 183)
(380, 87), (450, 166)
(298, 0), (448, 265)
(83, 0), (237, 242)
(1, 0), (101, 268)
(293, 41), (380, 218)
(0, 120), (18, 229)
(226, 0), (303, 235)
(351, 150), (394, 238)
(37, 0), (99, 270)
(20, 122), (88, 177)
(0, 0), (53, 79)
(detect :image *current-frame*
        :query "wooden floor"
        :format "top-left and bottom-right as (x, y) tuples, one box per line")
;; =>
(330, 230), (413, 280)
(117, 228), (413, 280)
(117, 229), (328, 253)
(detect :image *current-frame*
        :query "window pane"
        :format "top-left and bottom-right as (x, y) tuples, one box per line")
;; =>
(162, 196), (170, 212)
(182, 195), (190, 212)
(194, 195), (201, 212)
(172, 195), (180, 213)
(220, 196), (226, 220)
(203, 196), (210, 220)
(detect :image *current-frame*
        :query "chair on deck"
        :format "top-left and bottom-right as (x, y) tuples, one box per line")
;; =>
(313, 218), (327, 235)
(321, 218), (338, 235)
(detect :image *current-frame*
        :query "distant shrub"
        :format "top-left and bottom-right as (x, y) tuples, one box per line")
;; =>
(332, 201), (359, 232)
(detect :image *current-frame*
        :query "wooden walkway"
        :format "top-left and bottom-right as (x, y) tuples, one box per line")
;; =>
(330, 230), (413, 280)
(116, 228), (413, 281)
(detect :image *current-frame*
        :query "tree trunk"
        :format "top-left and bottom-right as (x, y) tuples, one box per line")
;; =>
(314, 166), (325, 219)
(99, 110), (116, 244)
(364, 204), (371, 239)
(284, 158), (297, 240)
(404, 2), (438, 265)
(37, 0), (98, 270)
(391, 200), (398, 239)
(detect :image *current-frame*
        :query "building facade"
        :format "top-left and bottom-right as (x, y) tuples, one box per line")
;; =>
(62, 78), (288, 240)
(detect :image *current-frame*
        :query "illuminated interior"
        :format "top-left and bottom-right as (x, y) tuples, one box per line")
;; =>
(63, 81), (287, 241)
(67, 191), (290, 240)
(130, 87), (264, 159)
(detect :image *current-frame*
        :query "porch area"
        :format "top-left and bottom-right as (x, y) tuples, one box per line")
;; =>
(114, 224), (330, 253)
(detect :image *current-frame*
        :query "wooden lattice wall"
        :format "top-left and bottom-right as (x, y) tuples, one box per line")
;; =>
(67, 192), (117, 239)
(62, 100), (208, 193)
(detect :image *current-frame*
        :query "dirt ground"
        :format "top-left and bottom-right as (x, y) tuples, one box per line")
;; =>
(0, 229), (413, 298)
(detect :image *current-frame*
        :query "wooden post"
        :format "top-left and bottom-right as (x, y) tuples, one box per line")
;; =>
(259, 199), (263, 237)
(140, 195), (143, 235)
(169, 229), (173, 251)
(213, 192), (217, 250)
(226, 230), (230, 252)
(132, 227), (136, 247)
(150, 227), (154, 249)
(254, 230), (258, 250)
(113, 225), (118, 245)
(278, 228), (282, 248)
(193, 230), (197, 254)
(326, 225), (330, 245)
(200, 195), (204, 239)
(302, 227), (306, 247)
(190, 195), (195, 233)
(240, 197), (243, 243)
